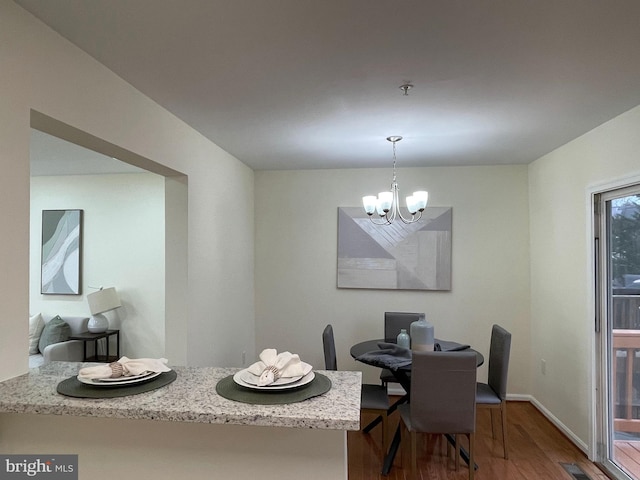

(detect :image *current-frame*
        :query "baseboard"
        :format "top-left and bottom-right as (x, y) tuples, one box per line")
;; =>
(527, 395), (589, 455)
(506, 393), (531, 402)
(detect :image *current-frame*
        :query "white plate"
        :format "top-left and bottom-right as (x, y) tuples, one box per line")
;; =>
(240, 370), (303, 386)
(238, 361), (313, 386)
(233, 369), (315, 391)
(78, 371), (162, 386)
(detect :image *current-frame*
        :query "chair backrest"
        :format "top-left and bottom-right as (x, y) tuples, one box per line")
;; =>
(384, 312), (423, 342)
(410, 351), (477, 434)
(322, 324), (338, 371)
(487, 324), (512, 400)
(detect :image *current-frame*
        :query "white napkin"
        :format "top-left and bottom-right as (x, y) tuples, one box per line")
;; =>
(78, 357), (171, 381)
(247, 349), (309, 386)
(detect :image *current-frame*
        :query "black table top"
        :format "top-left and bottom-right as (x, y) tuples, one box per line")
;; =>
(350, 338), (484, 370)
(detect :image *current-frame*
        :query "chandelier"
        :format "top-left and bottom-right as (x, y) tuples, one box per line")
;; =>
(362, 136), (428, 225)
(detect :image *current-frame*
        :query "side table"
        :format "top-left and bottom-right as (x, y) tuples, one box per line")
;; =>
(68, 330), (120, 362)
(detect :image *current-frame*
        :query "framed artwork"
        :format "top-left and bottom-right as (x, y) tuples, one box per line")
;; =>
(41, 209), (83, 295)
(337, 206), (452, 291)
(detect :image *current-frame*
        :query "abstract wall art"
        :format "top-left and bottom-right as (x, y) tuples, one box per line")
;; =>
(337, 207), (452, 291)
(41, 209), (83, 295)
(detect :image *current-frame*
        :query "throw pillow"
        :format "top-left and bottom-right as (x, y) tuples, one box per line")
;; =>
(28, 313), (45, 355)
(38, 315), (71, 354)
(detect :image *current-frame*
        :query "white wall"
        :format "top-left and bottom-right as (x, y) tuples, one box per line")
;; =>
(30, 173), (165, 358)
(529, 105), (640, 451)
(0, 1), (255, 380)
(255, 165), (531, 393)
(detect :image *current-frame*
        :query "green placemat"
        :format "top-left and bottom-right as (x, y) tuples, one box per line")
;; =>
(216, 373), (331, 405)
(57, 370), (177, 398)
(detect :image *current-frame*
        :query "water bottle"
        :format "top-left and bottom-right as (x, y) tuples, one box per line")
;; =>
(396, 329), (410, 348)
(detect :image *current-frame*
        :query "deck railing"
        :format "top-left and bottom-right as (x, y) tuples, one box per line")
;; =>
(613, 294), (640, 433)
(613, 329), (640, 432)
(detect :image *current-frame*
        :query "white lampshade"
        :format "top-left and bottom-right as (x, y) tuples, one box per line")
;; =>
(362, 196), (377, 215)
(378, 191), (393, 213)
(413, 191), (429, 211)
(406, 195), (418, 214)
(87, 287), (121, 334)
(87, 287), (121, 315)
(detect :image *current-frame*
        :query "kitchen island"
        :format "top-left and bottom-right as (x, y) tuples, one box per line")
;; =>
(0, 362), (362, 479)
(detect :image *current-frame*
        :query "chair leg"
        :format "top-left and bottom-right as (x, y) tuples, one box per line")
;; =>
(400, 422), (406, 469)
(381, 411), (388, 453)
(468, 433), (475, 480)
(490, 408), (496, 439)
(500, 401), (508, 459)
(409, 430), (417, 480)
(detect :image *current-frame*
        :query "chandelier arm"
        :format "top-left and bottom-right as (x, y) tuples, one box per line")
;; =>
(396, 210), (416, 224)
(388, 182), (400, 223)
(393, 181), (418, 224)
(369, 216), (391, 226)
(397, 210), (422, 224)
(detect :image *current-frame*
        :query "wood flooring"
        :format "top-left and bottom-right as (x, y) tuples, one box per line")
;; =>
(348, 401), (610, 480)
(615, 440), (640, 479)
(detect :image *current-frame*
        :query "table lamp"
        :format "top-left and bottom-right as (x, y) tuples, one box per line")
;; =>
(87, 287), (121, 333)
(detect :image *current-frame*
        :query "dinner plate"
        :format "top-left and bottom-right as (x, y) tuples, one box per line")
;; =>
(240, 370), (303, 386)
(77, 370), (162, 386)
(233, 369), (315, 391)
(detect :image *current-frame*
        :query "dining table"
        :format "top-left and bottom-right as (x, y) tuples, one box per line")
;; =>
(350, 338), (484, 475)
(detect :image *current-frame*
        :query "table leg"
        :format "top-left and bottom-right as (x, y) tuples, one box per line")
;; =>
(444, 434), (478, 470)
(362, 392), (409, 433)
(362, 415), (382, 434)
(382, 425), (401, 475)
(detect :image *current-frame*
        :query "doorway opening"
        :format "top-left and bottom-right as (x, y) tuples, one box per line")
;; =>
(29, 110), (188, 365)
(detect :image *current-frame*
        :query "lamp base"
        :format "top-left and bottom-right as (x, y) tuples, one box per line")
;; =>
(88, 314), (109, 333)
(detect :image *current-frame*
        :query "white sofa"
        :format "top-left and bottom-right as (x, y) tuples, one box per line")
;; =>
(29, 315), (89, 368)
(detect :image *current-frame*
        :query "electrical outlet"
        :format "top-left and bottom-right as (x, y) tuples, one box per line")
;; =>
(541, 359), (546, 375)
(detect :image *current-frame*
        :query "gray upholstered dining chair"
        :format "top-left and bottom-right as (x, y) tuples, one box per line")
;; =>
(380, 312), (423, 387)
(399, 351), (477, 480)
(475, 324), (512, 459)
(322, 324), (391, 452)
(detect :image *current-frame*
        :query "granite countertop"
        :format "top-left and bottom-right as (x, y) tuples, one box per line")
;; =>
(0, 362), (362, 430)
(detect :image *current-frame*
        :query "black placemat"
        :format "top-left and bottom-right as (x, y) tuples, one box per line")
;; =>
(216, 373), (331, 405)
(57, 370), (177, 398)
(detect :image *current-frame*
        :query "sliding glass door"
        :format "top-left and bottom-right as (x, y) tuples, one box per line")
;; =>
(596, 185), (640, 480)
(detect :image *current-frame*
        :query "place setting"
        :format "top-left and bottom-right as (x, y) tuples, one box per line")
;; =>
(57, 356), (177, 398)
(216, 348), (331, 405)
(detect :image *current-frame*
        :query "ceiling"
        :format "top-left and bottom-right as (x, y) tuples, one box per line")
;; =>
(16, 0), (640, 171)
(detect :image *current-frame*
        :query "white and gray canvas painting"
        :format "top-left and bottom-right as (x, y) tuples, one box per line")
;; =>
(337, 207), (452, 291)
